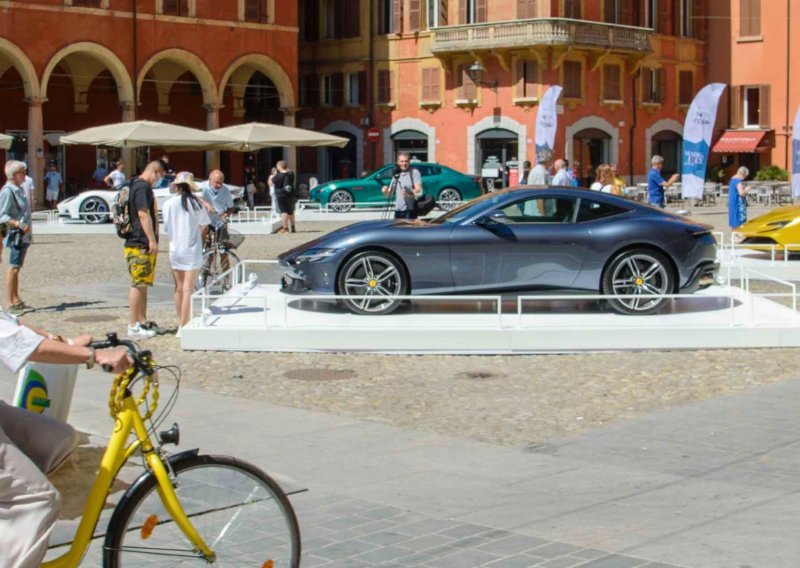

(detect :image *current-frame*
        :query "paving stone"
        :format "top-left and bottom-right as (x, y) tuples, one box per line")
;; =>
(570, 549), (609, 560)
(398, 534), (456, 552)
(361, 505), (407, 520)
(477, 534), (553, 555)
(576, 555), (650, 568)
(394, 519), (463, 537)
(423, 548), (501, 567)
(354, 519), (401, 535)
(353, 544), (416, 564)
(531, 542), (584, 558)
(539, 556), (591, 568)
(438, 523), (492, 539)
(313, 539), (380, 560)
(360, 530), (416, 547)
(483, 554), (543, 567)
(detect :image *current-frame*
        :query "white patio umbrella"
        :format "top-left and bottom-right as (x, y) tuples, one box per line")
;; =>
(209, 122), (349, 151)
(0, 133), (13, 150)
(58, 120), (240, 150)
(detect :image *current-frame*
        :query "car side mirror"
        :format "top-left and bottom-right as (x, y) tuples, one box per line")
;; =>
(476, 209), (507, 227)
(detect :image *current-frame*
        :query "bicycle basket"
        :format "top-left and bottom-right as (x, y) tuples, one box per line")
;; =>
(222, 228), (245, 250)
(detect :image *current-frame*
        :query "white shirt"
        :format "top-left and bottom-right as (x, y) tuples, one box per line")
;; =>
(590, 182), (614, 193)
(21, 176), (35, 206)
(0, 309), (43, 374)
(527, 164), (551, 186)
(162, 195), (211, 271)
(108, 170), (126, 188)
(552, 170), (572, 187)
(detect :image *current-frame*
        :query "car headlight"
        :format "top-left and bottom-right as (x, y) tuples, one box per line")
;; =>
(732, 232), (744, 244)
(293, 248), (340, 264)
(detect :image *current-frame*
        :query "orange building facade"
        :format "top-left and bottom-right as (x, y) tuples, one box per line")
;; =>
(707, 0), (799, 175)
(297, 0), (709, 186)
(0, 0), (298, 201)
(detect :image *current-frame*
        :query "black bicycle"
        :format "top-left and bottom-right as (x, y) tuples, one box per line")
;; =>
(196, 221), (243, 293)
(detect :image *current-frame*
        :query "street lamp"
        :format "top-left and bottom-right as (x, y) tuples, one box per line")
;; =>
(468, 61), (498, 92)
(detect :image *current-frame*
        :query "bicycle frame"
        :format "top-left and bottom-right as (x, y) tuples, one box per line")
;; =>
(43, 392), (214, 567)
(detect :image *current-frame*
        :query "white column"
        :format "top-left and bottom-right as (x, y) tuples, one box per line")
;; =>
(26, 98), (44, 205)
(204, 104), (222, 175)
(121, 102), (135, 172)
(283, 109), (297, 170)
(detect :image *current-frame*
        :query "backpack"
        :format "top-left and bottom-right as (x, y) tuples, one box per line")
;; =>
(413, 194), (436, 217)
(113, 182), (134, 239)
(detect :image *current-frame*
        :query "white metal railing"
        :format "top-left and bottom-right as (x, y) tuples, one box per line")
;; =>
(717, 231), (800, 267)
(31, 210), (58, 224)
(188, 260), (798, 333)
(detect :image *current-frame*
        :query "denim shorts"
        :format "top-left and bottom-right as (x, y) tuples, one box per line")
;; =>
(8, 243), (29, 268)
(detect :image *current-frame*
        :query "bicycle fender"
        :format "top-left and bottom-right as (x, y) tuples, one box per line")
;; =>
(108, 448), (200, 522)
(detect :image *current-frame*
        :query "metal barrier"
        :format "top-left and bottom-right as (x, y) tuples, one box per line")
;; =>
(189, 260), (798, 332)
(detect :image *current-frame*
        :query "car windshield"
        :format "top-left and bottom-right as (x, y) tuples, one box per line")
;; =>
(430, 191), (513, 225)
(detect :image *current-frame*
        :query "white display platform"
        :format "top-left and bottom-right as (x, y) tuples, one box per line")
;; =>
(718, 247), (800, 281)
(182, 283), (800, 354)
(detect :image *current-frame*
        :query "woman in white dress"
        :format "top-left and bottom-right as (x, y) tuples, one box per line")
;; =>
(162, 172), (210, 334)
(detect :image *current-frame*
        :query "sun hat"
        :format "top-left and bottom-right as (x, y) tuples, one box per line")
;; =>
(170, 171), (198, 190)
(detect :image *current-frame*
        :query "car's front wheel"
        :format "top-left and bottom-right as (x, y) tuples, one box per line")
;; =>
(328, 190), (354, 212)
(437, 188), (462, 211)
(602, 248), (674, 315)
(337, 251), (407, 315)
(80, 196), (110, 224)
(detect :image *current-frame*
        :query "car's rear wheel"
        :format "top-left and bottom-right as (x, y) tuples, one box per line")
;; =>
(80, 196), (110, 224)
(602, 248), (674, 315)
(437, 188), (462, 211)
(328, 190), (354, 212)
(337, 251), (407, 315)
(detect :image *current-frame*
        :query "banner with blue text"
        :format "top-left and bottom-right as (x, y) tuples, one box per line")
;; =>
(535, 86), (563, 159)
(681, 83), (726, 200)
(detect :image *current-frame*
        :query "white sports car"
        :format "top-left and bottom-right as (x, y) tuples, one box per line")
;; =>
(57, 178), (244, 224)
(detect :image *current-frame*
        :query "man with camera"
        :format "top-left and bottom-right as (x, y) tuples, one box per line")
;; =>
(381, 153), (422, 219)
(0, 161), (33, 315)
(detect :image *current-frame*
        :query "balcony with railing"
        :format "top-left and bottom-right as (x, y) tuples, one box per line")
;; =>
(431, 18), (653, 54)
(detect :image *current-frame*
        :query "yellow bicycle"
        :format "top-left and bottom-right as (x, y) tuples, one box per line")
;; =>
(43, 333), (301, 567)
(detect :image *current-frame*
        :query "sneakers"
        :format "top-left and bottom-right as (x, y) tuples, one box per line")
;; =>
(6, 301), (31, 316)
(141, 320), (161, 333)
(128, 323), (156, 338)
(290, 225), (296, 233)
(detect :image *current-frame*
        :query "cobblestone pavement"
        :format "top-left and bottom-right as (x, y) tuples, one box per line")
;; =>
(6, 205), (798, 448)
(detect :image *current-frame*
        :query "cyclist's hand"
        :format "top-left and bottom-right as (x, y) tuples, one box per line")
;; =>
(70, 334), (93, 347)
(97, 349), (133, 374)
(147, 239), (158, 255)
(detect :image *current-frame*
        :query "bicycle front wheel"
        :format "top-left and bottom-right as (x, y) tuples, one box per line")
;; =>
(103, 454), (301, 567)
(197, 249), (241, 292)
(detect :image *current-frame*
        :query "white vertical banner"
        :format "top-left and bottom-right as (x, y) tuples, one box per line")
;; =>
(680, 83), (727, 200)
(535, 85), (563, 158)
(792, 103), (800, 198)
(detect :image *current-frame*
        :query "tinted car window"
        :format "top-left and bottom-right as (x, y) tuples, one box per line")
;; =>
(576, 199), (628, 222)
(414, 165), (432, 176)
(501, 197), (577, 224)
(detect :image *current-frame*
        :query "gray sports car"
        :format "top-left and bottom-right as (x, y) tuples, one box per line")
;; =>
(279, 188), (719, 315)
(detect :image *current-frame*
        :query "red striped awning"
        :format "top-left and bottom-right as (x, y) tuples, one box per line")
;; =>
(712, 130), (769, 153)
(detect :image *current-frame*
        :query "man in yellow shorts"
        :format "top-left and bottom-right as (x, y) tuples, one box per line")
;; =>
(124, 161), (165, 338)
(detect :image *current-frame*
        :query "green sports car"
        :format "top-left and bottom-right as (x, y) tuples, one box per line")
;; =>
(309, 163), (483, 212)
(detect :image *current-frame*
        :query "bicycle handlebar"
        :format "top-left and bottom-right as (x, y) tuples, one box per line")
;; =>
(90, 333), (154, 374)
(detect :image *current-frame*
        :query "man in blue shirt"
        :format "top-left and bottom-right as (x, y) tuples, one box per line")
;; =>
(647, 155), (679, 208)
(199, 170), (235, 286)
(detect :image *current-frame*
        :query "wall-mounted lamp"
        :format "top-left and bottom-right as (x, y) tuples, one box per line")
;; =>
(468, 61), (498, 93)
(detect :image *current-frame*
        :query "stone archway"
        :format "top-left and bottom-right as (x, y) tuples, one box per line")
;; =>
(383, 118), (436, 164)
(218, 53), (295, 113)
(467, 115), (527, 174)
(319, 121), (363, 181)
(0, 37), (40, 99)
(565, 116), (619, 168)
(41, 42), (134, 106)
(137, 48), (218, 108)
(644, 118), (683, 172)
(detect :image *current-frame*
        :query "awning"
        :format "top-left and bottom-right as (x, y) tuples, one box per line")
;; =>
(712, 130), (769, 153)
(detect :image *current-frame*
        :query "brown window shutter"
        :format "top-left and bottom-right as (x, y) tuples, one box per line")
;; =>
(679, 70), (693, 105)
(692, 0), (705, 39)
(564, 0), (581, 18)
(642, 69), (652, 102)
(304, 0), (319, 40)
(515, 60), (525, 97)
(393, 0), (403, 34)
(409, 0), (422, 31)
(741, 0), (761, 36)
(438, 0), (449, 25)
(422, 68), (438, 101)
(163, 0), (177, 14)
(332, 72), (344, 106)
(307, 73), (320, 107)
(672, 0), (681, 35)
(378, 70), (392, 103)
(422, 69), (431, 101)
(657, 68), (666, 103)
(621, 0), (634, 25)
(459, 0), (467, 23)
(525, 61), (537, 97)
(458, 64), (477, 100)
(358, 71), (368, 105)
(604, 0), (616, 23)
(73, 0), (102, 6)
(475, 0), (487, 22)
(604, 65), (621, 101)
(729, 86), (742, 128)
(431, 68), (440, 100)
(658, 0), (670, 33)
(758, 84), (771, 128)
(563, 61), (581, 98)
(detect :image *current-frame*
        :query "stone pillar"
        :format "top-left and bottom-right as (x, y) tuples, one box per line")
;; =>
(204, 104), (222, 175)
(121, 101), (136, 173)
(26, 98), (44, 206)
(283, 108), (297, 170)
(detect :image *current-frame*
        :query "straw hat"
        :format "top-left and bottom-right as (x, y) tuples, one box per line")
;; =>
(170, 171), (198, 190)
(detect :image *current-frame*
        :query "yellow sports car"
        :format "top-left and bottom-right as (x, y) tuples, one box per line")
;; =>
(733, 205), (800, 252)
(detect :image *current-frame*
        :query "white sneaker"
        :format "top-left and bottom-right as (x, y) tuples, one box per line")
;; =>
(128, 323), (156, 338)
(175, 326), (183, 339)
